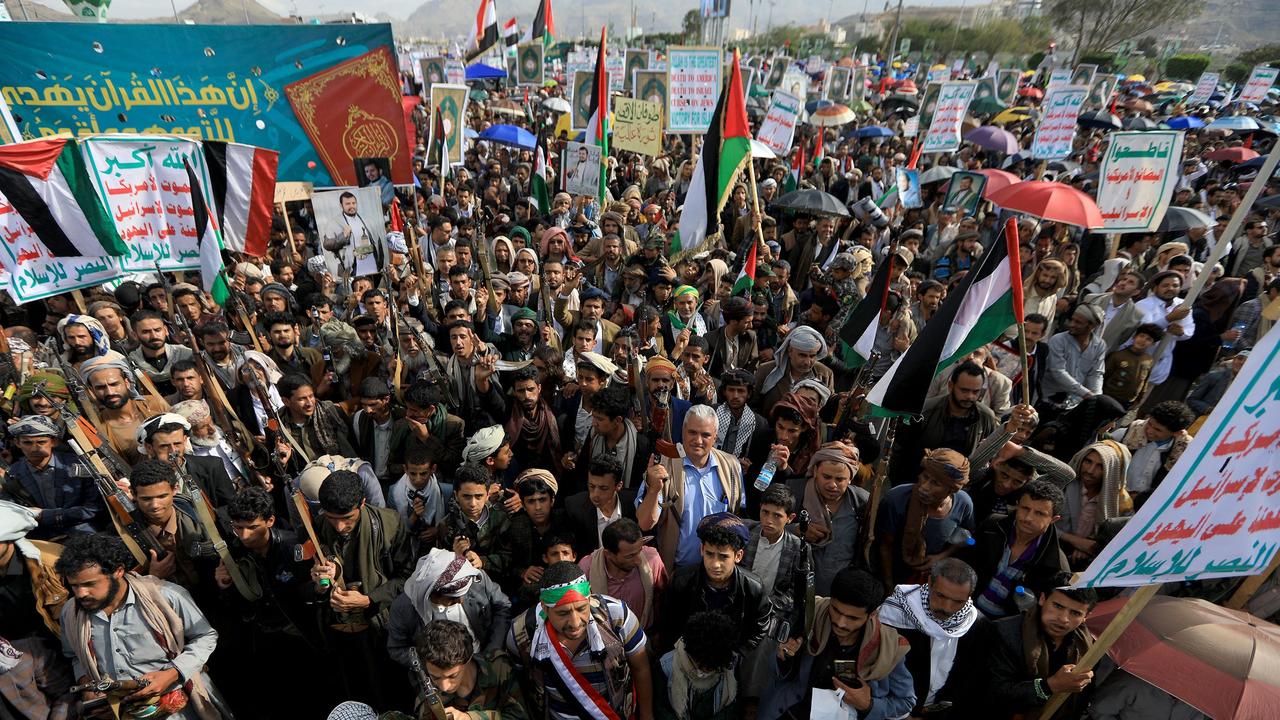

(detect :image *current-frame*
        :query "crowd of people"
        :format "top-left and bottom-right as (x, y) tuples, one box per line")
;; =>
(0, 47), (1275, 720)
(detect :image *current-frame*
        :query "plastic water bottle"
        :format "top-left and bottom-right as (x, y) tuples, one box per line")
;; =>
(754, 453), (778, 492)
(1013, 585), (1037, 612)
(1222, 322), (1247, 350)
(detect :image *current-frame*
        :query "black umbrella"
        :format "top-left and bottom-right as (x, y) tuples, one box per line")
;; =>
(1156, 206), (1214, 234)
(770, 189), (850, 217)
(1078, 111), (1122, 130)
(1123, 116), (1158, 130)
(1255, 194), (1280, 210)
(879, 96), (919, 115)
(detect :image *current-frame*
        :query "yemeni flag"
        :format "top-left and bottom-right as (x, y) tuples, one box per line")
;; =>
(503, 18), (519, 55)
(183, 159), (231, 306)
(200, 141), (278, 258)
(731, 239), (757, 296)
(465, 0), (500, 62)
(865, 217), (1022, 418)
(523, 0), (556, 48)
(0, 138), (125, 258)
(532, 138), (551, 216)
(671, 50), (751, 258)
(837, 252), (895, 368)
(583, 26), (609, 204)
(785, 140), (805, 192)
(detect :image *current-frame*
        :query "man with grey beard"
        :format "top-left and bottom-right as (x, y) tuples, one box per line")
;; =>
(171, 399), (251, 489)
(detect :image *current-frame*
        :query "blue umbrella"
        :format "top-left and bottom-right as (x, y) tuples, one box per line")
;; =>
(465, 62), (507, 81)
(478, 124), (536, 150)
(1165, 116), (1204, 130)
(851, 126), (894, 138)
(805, 99), (833, 114)
(1208, 116), (1261, 132)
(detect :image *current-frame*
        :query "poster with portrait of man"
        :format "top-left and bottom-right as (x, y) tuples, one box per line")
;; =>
(942, 171), (987, 216)
(572, 70), (594, 130)
(625, 49), (648, 91)
(1071, 64), (1098, 88)
(517, 42), (545, 86)
(315, 186), (387, 280)
(919, 82), (942, 128)
(633, 70), (668, 114)
(562, 141), (601, 197)
(765, 58), (787, 89)
(353, 157), (396, 206)
(420, 56), (447, 94)
(1084, 74), (1118, 112)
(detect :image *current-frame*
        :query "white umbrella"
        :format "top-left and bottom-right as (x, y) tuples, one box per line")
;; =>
(541, 97), (571, 113)
(750, 139), (776, 159)
(919, 165), (959, 184)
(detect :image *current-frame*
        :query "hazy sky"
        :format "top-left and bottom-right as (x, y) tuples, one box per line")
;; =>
(24, 0), (975, 24)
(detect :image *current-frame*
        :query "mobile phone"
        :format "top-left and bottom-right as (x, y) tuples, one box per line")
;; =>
(833, 660), (862, 688)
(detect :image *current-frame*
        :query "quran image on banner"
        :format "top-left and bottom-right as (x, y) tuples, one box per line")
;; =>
(995, 69), (1020, 105)
(827, 66), (851, 103)
(1187, 72), (1219, 106)
(1074, 327), (1280, 588)
(0, 22), (396, 184)
(1238, 65), (1279, 104)
(851, 67), (868, 99)
(1096, 130), (1185, 233)
(611, 98), (662, 157)
(756, 89), (801, 157)
(81, 134), (216, 272)
(921, 82), (976, 154)
(517, 43), (545, 87)
(429, 84), (469, 167)
(633, 70), (668, 111)
(314, 186), (387, 280)
(624, 50), (648, 91)
(1031, 85), (1088, 161)
(571, 70), (593, 131)
(284, 46), (413, 187)
(666, 46), (722, 134)
(420, 56), (448, 94)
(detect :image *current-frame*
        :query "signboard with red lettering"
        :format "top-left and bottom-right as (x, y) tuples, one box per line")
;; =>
(666, 46), (723, 134)
(1031, 85), (1087, 160)
(921, 82), (976, 154)
(1075, 328), (1280, 588)
(1238, 65), (1279, 104)
(1096, 131), (1185, 233)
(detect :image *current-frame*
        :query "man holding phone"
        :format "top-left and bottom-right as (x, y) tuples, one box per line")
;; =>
(761, 568), (916, 720)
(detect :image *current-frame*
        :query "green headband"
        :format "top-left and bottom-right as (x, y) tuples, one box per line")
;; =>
(540, 579), (591, 607)
(674, 285), (699, 298)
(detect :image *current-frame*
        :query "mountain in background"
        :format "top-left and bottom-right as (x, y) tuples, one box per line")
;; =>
(176, 0), (284, 24)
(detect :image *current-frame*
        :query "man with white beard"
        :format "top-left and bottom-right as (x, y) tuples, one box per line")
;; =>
(171, 399), (251, 490)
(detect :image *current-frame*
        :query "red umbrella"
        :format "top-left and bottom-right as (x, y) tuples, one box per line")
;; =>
(1087, 595), (1280, 720)
(987, 180), (1104, 228)
(1205, 147), (1260, 163)
(1017, 87), (1044, 99)
(977, 169), (1021, 199)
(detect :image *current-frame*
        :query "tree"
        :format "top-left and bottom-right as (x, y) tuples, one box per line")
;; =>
(1223, 45), (1280, 84)
(1047, 0), (1201, 56)
(1164, 54), (1211, 81)
(682, 9), (702, 41)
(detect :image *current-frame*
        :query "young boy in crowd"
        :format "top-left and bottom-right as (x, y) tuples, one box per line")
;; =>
(440, 464), (511, 576)
(1103, 323), (1162, 408)
(388, 444), (449, 555)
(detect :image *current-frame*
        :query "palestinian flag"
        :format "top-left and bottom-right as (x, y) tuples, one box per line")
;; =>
(583, 26), (609, 204)
(431, 107), (451, 179)
(785, 140), (805, 193)
(810, 132), (825, 169)
(0, 138), (124, 258)
(523, 0), (556, 48)
(837, 252), (894, 368)
(183, 159), (230, 306)
(731, 239), (757, 296)
(465, 0), (499, 62)
(532, 138), (551, 216)
(670, 50), (751, 257)
(200, 141), (278, 258)
(865, 217), (1022, 418)
(503, 17), (520, 57)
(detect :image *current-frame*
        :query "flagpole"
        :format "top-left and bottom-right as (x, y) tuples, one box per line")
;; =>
(278, 202), (298, 262)
(746, 151), (766, 266)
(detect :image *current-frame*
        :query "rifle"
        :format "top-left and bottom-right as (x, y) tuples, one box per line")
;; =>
(41, 337), (105, 432)
(409, 653), (449, 720)
(179, 458), (262, 602)
(832, 349), (881, 437)
(68, 433), (168, 568)
(399, 310), (457, 408)
(72, 677), (149, 716)
(474, 226), (501, 317)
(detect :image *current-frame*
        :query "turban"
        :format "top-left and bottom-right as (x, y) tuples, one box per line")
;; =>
(490, 276), (511, 292)
(57, 314), (111, 358)
(386, 231), (408, 254)
(673, 285), (699, 299)
(760, 326), (829, 394)
(320, 319), (360, 347)
(403, 548), (484, 625)
(512, 307), (538, 324)
(260, 282), (294, 302)
(78, 351), (135, 388)
(0, 500), (37, 543)
(243, 351), (284, 385)
(236, 262), (266, 280)
(643, 356), (677, 376)
(1073, 303), (1104, 327)
(8, 415), (61, 438)
(516, 468), (558, 497)
(306, 256), (328, 274)
(577, 351), (619, 378)
(462, 425), (507, 465)
(540, 226), (569, 257)
(697, 512), (750, 546)
(19, 371), (70, 404)
(511, 227), (533, 247)
(135, 413), (192, 455)
(507, 271), (531, 289)
(171, 399), (212, 425)
(921, 448), (971, 486)
(808, 441), (860, 479)
(792, 378), (833, 407)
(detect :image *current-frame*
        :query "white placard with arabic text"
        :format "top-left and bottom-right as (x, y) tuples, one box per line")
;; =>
(1096, 131), (1185, 233)
(0, 196), (120, 304)
(1187, 72), (1219, 106)
(756, 90), (801, 158)
(1031, 85), (1088, 161)
(921, 82), (976, 154)
(80, 135), (211, 272)
(1238, 65), (1279, 104)
(1076, 328), (1280, 588)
